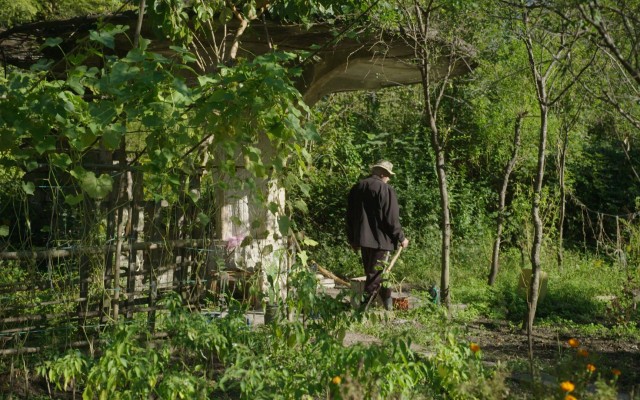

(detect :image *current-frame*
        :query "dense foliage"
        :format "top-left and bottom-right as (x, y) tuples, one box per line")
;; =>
(1, 0), (640, 398)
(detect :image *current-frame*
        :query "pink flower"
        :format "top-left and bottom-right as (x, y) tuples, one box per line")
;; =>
(226, 234), (245, 250)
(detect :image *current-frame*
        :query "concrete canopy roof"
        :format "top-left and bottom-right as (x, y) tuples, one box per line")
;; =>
(0, 12), (475, 105)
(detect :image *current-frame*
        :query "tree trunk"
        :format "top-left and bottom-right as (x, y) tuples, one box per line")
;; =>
(526, 102), (547, 347)
(522, 12), (555, 362)
(488, 112), (525, 285)
(413, 0), (455, 315)
(557, 125), (569, 269)
(434, 141), (452, 312)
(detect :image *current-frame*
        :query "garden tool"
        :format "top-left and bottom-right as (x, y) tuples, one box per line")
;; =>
(363, 246), (404, 312)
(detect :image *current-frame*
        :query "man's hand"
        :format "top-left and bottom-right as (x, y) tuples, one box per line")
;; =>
(401, 238), (409, 248)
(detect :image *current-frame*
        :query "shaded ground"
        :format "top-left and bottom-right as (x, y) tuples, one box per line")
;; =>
(465, 318), (640, 396)
(332, 286), (640, 396)
(1, 298), (638, 399)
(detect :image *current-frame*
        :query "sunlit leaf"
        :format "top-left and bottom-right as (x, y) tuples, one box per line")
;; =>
(297, 250), (308, 266)
(22, 181), (35, 195)
(50, 153), (72, 169)
(198, 212), (210, 225)
(71, 168), (113, 199)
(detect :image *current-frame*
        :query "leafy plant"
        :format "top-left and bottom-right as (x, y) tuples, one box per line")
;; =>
(38, 349), (88, 396)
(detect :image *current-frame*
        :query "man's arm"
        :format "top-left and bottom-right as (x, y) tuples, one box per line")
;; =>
(384, 186), (408, 248)
(345, 186), (360, 250)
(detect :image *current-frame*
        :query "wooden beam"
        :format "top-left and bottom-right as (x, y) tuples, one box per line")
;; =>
(0, 239), (217, 260)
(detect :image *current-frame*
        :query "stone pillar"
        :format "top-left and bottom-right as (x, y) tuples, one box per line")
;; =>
(211, 162), (288, 309)
(215, 169), (286, 271)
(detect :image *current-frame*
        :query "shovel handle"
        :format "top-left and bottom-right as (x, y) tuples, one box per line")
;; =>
(363, 246), (404, 312)
(385, 246), (404, 274)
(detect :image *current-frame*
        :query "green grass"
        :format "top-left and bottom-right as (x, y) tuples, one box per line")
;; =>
(317, 235), (640, 348)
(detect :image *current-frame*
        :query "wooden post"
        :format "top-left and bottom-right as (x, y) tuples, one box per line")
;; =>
(145, 201), (163, 333)
(111, 144), (131, 322)
(112, 206), (124, 322)
(102, 193), (116, 325)
(125, 171), (143, 319)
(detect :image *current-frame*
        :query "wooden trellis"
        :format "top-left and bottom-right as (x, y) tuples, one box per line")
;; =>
(0, 152), (255, 356)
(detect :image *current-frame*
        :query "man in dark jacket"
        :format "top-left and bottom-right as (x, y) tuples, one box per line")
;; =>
(346, 160), (409, 310)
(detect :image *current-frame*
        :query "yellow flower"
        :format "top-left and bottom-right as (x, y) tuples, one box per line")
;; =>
(332, 376), (342, 385)
(565, 395), (578, 400)
(567, 338), (580, 348)
(577, 348), (589, 357)
(470, 343), (481, 353)
(586, 364), (596, 373)
(560, 381), (575, 392)
(612, 369), (622, 376)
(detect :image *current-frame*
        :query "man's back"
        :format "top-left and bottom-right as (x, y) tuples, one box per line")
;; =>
(346, 175), (403, 251)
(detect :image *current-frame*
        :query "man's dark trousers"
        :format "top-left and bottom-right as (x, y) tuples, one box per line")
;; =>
(360, 247), (391, 303)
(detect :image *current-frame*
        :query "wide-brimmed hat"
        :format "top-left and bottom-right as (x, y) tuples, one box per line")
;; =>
(371, 160), (395, 176)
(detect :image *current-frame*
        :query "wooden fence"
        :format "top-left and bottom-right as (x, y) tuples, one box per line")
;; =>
(0, 152), (256, 357)
(0, 235), (255, 356)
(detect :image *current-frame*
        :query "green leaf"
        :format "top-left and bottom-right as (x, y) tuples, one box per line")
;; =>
(71, 168), (113, 199)
(0, 225), (9, 237)
(57, 91), (75, 113)
(35, 136), (56, 154)
(88, 25), (128, 49)
(67, 76), (85, 96)
(141, 113), (163, 127)
(83, 173), (113, 199)
(90, 30), (115, 49)
(267, 202), (279, 214)
(68, 53), (88, 66)
(65, 193), (84, 206)
(208, 90), (230, 103)
(50, 153), (72, 169)
(102, 124), (125, 150)
(197, 75), (217, 87)
(277, 215), (291, 236)
(219, 7), (234, 24)
(242, 3), (257, 19)
(302, 237), (318, 247)
(297, 182), (310, 197)
(198, 212), (210, 226)
(297, 250), (308, 266)
(89, 102), (118, 126)
(25, 160), (38, 172)
(42, 37), (63, 49)
(22, 181), (35, 195)
(293, 199), (308, 213)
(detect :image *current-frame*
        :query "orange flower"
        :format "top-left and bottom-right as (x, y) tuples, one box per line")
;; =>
(586, 363), (596, 373)
(470, 343), (481, 353)
(560, 381), (575, 392)
(612, 369), (622, 376)
(567, 338), (580, 348)
(565, 395), (577, 400)
(577, 348), (589, 357)
(332, 376), (342, 385)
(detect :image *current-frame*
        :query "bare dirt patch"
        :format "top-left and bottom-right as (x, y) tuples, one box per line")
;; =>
(466, 318), (640, 395)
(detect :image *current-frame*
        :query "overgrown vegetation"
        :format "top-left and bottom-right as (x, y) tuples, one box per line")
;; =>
(1, 0), (640, 398)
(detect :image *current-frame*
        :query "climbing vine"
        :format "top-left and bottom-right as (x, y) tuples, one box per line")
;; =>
(0, 23), (313, 207)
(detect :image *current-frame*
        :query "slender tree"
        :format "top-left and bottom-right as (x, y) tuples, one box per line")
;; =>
(516, 2), (592, 361)
(391, 0), (477, 312)
(488, 111), (526, 285)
